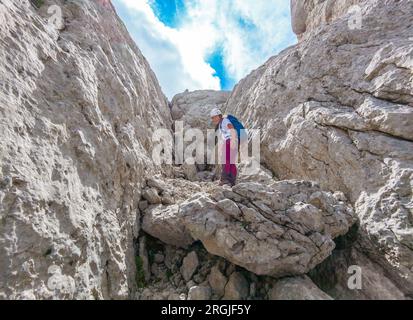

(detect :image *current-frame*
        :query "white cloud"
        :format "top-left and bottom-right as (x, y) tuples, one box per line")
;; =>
(115, 0), (296, 99)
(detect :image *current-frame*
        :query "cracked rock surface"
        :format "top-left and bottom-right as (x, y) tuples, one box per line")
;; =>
(141, 177), (355, 277)
(226, 0), (413, 293)
(0, 0), (171, 299)
(1, 0), (412, 301)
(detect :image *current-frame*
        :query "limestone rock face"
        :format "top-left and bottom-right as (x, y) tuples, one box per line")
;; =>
(2, 0), (412, 302)
(291, 0), (362, 40)
(309, 242), (407, 300)
(0, 0), (171, 299)
(141, 177), (355, 278)
(227, 0), (413, 294)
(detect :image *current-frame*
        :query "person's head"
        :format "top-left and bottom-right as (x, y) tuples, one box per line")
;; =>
(210, 107), (223, 125)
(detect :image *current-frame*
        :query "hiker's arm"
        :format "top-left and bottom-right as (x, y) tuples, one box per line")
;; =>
(227, 123), (238, 149)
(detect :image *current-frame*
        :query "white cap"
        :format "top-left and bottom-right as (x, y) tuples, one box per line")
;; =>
(210, 107), (222, 117)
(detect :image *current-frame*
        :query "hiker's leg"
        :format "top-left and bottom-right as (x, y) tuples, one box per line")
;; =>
(233, 164), (238, 183)
(220, 164), (230, 185)
(224, 139), (231, 174)
(220, 140), (232, 185)
(229, 164), (237, 186)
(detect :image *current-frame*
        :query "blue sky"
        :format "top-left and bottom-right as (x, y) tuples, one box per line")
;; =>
(149, 0), (185, 28)
(113, 0), (297, 98)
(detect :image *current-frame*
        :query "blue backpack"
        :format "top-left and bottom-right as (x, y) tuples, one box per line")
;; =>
(224, 115), (247, 145)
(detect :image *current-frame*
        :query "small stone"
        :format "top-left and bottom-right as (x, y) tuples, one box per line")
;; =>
(188, 286), (212, 300)
(180, 251), (199, 282)
(333, 191), (347, 202)
(172, 273), (184, 287)
(162, 193), (175, 205)
(142, 188), (162, 204)
(217, 199), (242, 218)
(168, 293), (182, 300)
(256, 232), (268, 240)
(182, 164), (198, 182)
(154, 253), (165, 263)
(147, 176), (168, 192)
(193, 273), (205, 284)
(222, 190), (242, 202)
(139, 200), (148, 211)
(0, 176), (12, 189)
(223, 272), (249, 300)
(208, 265), (227, 298)
(186, 280), (196, 289)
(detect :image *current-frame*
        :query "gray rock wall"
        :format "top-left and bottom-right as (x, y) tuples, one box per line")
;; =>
(227, 0), (413, 295)
(0, 0), (171, 299)
(1, 0), (412, 300)
(291, 0), (362, 39)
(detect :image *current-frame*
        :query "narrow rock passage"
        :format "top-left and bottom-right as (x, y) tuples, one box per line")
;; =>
(1, 0), (411, 301)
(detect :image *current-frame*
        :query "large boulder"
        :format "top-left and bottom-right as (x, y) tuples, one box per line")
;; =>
(0, 0), (171, 299)
(180, 181), (355, 277)
(142, 204), (194, 248)
(227, 0), (413, 295)
(142, 178), (355, 278)
(171, 90), (230, 131)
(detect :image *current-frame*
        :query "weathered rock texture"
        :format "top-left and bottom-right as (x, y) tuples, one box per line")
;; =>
(269, 275), (333, 300)
(227, 0), (413, 296)
(291, 0), (362, 40)
(171, 90), (230, 131)
(135, 234), (330, 301)
(170, 90), (231, 181)
(0, 0), (171, 299)
(1, 0), (412, 301)
(309, 229), (407, 299)
(141, 177), (355, 277)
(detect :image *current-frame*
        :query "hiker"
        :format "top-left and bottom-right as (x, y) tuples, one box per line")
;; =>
(210, 108), (245, 186)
